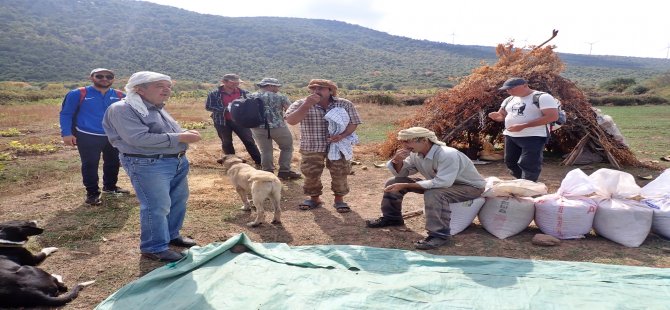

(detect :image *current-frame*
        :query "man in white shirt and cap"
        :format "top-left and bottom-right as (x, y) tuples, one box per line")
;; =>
(103, 71), (201, 262)
(366, 127), (485, 250)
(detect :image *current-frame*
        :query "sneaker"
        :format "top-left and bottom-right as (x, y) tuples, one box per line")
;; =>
(85, 193), (101, 206)
(414, 236), (451, 250)
(365, 217), (404, 228)
(141, 250), (184, 262)
(102, 186), (130, 195)
(278, 171), (302, 180)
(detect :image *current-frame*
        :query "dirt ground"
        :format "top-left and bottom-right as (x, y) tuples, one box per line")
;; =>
(0, 103), (668, 309)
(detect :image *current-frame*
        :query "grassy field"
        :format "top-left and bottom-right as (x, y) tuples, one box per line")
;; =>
(598, 105), (670, 168)
(0, 98), (668, 309)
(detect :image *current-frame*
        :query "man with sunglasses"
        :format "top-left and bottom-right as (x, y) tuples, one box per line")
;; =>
(59, 68), (128, 206)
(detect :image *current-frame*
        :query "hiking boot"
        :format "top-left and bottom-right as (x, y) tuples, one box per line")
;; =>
(414, 236), (451, 250)
(365, 217), (404, 228)
(85, 193), (101, 206)
(169, 236), (197, 248)
(278, 171), (302, 180)
(141, 250), (184, 262)
(102, 186), (130, 195)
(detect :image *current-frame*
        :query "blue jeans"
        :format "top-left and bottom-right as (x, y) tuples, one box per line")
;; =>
(75, 132), (120, 195)
(504, 135), (548, 182)
(120, 154), (190, 253)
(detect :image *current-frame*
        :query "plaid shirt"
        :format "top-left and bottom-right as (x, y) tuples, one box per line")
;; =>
(205, 87), (248, 125)
(286, 96), (362, 153)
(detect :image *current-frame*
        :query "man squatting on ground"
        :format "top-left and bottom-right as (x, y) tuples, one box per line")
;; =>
(103, 71), (200, 262)
(366, 127), (486, 250)
(59, 68), (129, 206)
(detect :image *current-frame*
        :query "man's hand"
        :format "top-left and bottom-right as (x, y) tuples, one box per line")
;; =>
(506, 124), (526, 132)
(304, 93), (322, 106)
(179, 130), (202, 143)
(384, 183), (407, 193)
(328, 134), (344, 143)
(62, 135), (76, 146)
(488, 111), (504, 122)
(391, 148), (410, 164)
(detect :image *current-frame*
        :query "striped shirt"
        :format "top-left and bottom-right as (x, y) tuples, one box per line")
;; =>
(286, 96), (362, 153)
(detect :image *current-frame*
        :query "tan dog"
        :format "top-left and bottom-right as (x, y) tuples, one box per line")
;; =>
(218, 155), (282, 227)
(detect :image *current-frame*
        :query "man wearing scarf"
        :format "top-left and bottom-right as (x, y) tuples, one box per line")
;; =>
(103, 71), (201, 262)
(366, 127), (486, 250)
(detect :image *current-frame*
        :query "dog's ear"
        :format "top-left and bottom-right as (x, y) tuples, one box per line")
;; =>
(0, 221), (43, 242)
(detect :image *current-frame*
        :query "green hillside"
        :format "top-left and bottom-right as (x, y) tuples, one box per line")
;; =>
(2, 0), (670, 88)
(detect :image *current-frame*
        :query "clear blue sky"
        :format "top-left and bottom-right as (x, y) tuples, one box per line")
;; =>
(144, 0), (670, 59)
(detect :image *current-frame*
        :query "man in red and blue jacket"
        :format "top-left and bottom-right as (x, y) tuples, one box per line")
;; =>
(59, 68), (129, 205)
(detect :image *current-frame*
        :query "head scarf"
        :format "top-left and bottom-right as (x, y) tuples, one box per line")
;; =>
(397, 127), (446, 146)
(307, 79), (338, 97)
(124, 71), (172, 117)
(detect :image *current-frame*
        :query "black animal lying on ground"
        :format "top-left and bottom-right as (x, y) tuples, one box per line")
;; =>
(0, 220), (95, 308)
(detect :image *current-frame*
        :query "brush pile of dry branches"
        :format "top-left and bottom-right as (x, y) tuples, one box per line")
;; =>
(379, 42), (643, 168)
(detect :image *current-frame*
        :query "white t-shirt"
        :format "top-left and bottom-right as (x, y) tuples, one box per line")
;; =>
(502, 91), (558, 137)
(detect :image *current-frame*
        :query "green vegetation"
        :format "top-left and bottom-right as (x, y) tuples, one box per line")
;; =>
(599, 105), (670, 166)
(8, 141), (58, 155)
(0, 128), (21, 137)
(2, 0), (670, 89)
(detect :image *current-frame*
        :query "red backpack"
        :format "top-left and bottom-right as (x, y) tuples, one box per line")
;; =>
(77, 86), (124, 106)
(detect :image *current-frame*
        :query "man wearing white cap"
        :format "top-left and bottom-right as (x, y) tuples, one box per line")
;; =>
(365, 127), (485, 250)
(103, 71), (201, 262)
(59, 68), (128, 206)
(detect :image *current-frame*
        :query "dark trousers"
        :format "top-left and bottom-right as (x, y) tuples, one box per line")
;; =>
(75, 132), (120, 195)
(504, 135), (548, 182)
(214, 122), (262, 165)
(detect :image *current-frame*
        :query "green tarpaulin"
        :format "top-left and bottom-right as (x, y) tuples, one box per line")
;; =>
(96, 234), (670, 309)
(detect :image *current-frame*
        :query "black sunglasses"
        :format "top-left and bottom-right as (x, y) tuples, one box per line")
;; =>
(94, 74), (114, 80)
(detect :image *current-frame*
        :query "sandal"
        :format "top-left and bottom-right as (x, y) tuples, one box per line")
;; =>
(298, 199), (323, 211)
(334, 202), (351, 213)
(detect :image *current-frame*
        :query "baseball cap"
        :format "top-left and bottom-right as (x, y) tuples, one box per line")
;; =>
(90, 68), (114, 76)
(499, 77), (527, 90)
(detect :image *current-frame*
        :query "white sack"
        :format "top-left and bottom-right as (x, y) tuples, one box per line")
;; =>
(449, 197), (485, 235)
(590, 169), (651, 247)
(535, 194), (597, 239)
(534, 169), (598, 239)
(478, 197), (535, 239)
(640, 168), (670, 238)
(482, 177), (548, 198)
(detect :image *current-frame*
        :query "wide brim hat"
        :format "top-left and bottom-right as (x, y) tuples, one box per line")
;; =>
(307, 79), (338, 96)
(256, 77), (282, 87)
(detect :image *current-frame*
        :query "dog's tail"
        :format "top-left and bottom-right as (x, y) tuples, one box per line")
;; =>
(30, 280), (95, 307)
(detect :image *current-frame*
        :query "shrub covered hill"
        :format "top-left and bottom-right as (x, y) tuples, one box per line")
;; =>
(2, 0), (670, 88)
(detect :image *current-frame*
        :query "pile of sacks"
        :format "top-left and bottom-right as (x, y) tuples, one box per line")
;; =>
(446, 168), (670, 247)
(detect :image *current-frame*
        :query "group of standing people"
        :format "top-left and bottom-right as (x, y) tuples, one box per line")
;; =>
(60, 69), (558, 260)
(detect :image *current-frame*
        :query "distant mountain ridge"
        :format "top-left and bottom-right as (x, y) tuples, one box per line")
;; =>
(1, 0), (669, 87)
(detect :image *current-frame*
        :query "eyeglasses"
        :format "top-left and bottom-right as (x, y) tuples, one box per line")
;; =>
(94, 74), (114, 80)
